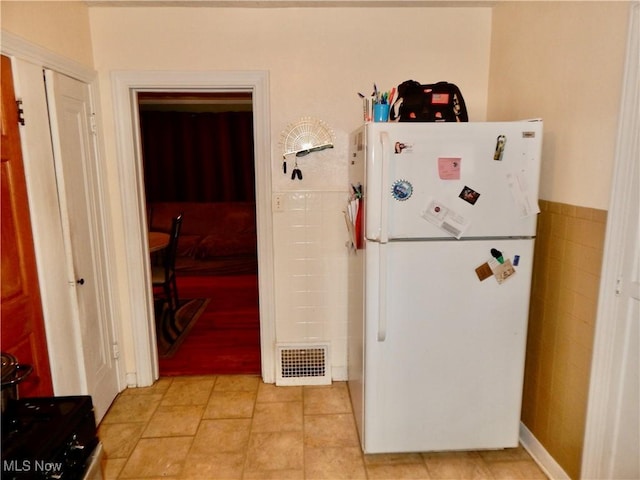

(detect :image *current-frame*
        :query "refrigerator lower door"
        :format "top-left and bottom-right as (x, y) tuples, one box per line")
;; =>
(361, 238), (534, 453)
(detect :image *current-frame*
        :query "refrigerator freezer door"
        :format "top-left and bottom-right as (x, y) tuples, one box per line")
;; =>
(361, 238), (534, 453)
(365, 121), (542, 240)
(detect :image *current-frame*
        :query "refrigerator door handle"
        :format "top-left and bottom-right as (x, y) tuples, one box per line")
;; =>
(375, 130), (389, 341)
(379, 131), (390, 244)
(378, 242), (388, 341)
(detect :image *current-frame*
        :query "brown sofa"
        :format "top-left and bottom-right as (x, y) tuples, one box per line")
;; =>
(148, 202), (258, 276)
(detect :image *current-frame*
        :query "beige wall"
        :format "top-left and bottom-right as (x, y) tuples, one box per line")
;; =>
(1, 0), (94, 67)
(487, 1), (629, 210)
(88, 6), (492, 193)
(87, 6), (493, 376)
(488, 2), (630, 478)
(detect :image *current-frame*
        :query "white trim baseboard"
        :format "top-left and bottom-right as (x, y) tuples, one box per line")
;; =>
(520, 422), (570, 480)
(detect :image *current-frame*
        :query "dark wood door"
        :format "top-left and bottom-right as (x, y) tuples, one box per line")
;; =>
(1, 54), (53, 397)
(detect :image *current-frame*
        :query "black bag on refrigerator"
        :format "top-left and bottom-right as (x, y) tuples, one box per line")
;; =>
(390, 80), (468, 122)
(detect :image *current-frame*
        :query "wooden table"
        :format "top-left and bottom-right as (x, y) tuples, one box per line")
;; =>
(148, 232), (170, 253)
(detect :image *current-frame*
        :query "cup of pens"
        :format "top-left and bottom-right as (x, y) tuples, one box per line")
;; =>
(373, 102), (390, 122)
(360, 85), (395, 123)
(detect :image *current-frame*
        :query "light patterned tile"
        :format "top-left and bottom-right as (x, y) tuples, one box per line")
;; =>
(119, 437), (192, 478)
(101, 457), (125, 480)
(179, 452), (245, 479)
(256, 382), (303, 403)
(242, 468), (304, 479)
(101, 393), (163, 424)
(304, 446), (366, 480)
(364, 451), (431, 479)
(303, 382), (352, 415)
(423, 451), (493, 480)
(161, 376), (215, 405)
(252, 401), (303, 433)
(191, 419), (251, 454)
(98, 422), (146, 458)
(304, 413), (359, 448)
(214, 375), (260, 392)
(366, 462), (431, 480)
(203, 390), (256, 419)
(484, 459), (548, 479)
(142, 405), (204, 437)
(245, 431), (304, 471)
(101, 377), (552, 480)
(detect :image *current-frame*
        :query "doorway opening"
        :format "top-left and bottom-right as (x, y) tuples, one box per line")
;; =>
(111, 70), (275, 386)
(138, 91), (260, 375)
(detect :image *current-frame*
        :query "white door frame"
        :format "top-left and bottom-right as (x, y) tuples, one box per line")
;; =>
(582, 3), (639, 478)
(111, 70), (275, 386)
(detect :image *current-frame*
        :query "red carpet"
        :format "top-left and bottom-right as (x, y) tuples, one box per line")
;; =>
(158, 274), (261, 376)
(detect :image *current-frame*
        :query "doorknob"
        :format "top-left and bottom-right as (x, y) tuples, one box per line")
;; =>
(76, 278), (85, 285)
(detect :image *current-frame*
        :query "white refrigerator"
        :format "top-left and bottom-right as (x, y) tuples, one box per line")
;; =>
(346, 120), (543, 454)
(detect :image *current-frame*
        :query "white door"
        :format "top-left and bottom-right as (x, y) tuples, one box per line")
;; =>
(45, 70), (120, 421)
(585, 130), (640, 479)
(610, 204), (640, 477)
(582, 4), (639, 478)
(587, 113), (640, 480)
(603, 9), (640, 476)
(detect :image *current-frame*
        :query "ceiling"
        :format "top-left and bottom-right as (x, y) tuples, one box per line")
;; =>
(86, 0), (496, 7)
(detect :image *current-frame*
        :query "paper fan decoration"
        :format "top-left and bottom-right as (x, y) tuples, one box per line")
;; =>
(280, 117), (334, 157)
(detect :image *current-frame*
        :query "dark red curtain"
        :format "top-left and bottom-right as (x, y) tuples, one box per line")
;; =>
(140, 111), (255, 202)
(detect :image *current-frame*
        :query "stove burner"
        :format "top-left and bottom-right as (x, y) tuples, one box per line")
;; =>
(1, 396), (98, 479)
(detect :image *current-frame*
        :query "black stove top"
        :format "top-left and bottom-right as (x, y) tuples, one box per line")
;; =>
(1, 396), (98, 479)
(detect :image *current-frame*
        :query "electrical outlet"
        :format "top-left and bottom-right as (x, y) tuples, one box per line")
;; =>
(273, 193), (285, 212)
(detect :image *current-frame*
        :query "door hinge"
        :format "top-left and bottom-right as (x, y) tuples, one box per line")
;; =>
(615, 276), (623, 295)
(89, 112), (98, 135)
(112, 342), (120, 360)
(16, 100), (25, 126)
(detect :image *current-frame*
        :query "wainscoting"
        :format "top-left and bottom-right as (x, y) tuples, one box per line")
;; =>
(522, 200), (607, 479)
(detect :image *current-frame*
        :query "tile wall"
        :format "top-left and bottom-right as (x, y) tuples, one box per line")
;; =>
(272, 191), (350, 379)
(522, 200), (607, 479)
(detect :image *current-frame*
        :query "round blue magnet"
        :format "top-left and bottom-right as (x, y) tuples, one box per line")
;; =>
(391, 180), (413, 201)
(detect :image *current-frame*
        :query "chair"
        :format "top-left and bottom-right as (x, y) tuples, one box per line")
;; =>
(152, 213), (183, 338)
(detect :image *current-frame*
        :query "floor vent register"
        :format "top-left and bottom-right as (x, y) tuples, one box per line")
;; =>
(276, 343), (331, 386)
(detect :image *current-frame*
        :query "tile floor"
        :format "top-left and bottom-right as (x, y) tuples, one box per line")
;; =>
(98, 375), (549, 479)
